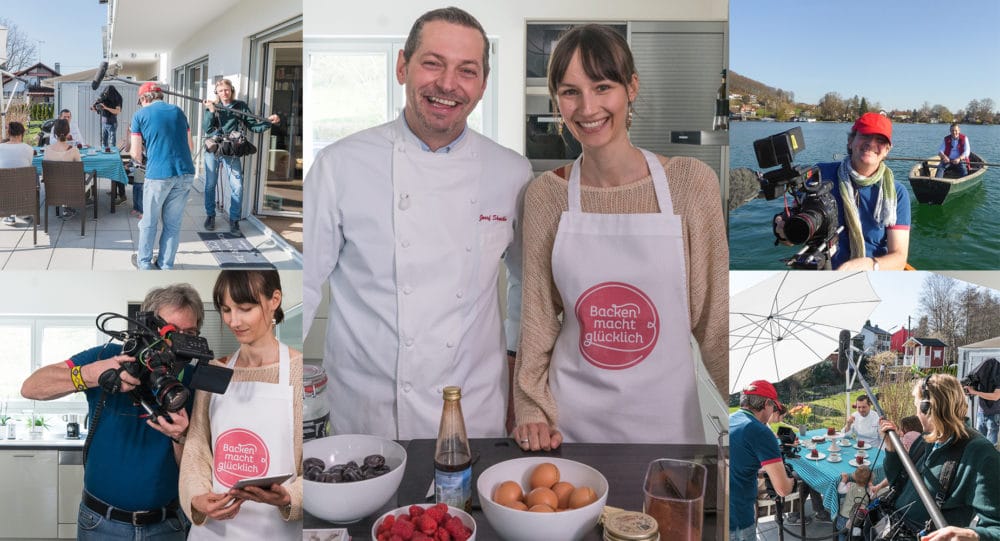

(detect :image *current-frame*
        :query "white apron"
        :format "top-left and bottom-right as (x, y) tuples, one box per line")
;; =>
(549, 149), (705, 444)
(188, 343), (298, 540)
(384, 121), (507, 439)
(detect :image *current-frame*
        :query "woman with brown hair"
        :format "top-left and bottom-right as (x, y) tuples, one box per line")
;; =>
(512, 24), (728, 449)
(180, 270), (302, 540)
(878, 374), (1000, 540)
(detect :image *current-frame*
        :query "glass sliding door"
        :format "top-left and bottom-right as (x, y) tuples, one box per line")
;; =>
(257, 42), (303, 217)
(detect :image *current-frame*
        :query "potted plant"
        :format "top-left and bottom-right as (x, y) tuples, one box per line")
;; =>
(0, 401), (10, 440)
(26, 413), (49, 439)
(787, 403), (813, 436)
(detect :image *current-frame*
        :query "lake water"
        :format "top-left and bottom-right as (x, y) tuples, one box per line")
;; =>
(728, 122), (1000, 270)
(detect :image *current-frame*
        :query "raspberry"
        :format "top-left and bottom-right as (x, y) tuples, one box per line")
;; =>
(443, 517), (466, 538)
(389, 535), (403, 541)
(391, 517), (416, 540)
(432, 503), (449, 516)
(378, 514), (396, 534)
(408, 505), (425, 518)
(424, 505), (445, 523)
(412, 533), (433, 541)
(434, 529), (452, 541)
(417, 514), (438, 534)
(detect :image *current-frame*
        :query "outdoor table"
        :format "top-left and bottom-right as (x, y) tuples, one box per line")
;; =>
(304, 438), (726, 541)
(33, 147), (129, 214)
(788, 428), (887, 517)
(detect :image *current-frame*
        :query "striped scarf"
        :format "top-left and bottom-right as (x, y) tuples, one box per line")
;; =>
(837, 157), (897, 261)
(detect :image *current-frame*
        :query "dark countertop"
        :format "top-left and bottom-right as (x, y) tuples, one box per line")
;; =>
(305, 438), (727, 540)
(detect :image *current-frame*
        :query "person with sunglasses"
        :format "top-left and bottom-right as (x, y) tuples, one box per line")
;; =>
(21, 284), (204, 540)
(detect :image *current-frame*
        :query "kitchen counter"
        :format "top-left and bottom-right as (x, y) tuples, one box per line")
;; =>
(0, 432), (86, 450)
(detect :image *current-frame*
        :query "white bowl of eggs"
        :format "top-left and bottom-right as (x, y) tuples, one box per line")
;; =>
(476, 457), (609, 541)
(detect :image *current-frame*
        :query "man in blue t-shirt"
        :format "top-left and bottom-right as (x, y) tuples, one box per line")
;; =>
(21, 284), (205, 540)
(730, 380), (797, 541)
(130, 82), (195, 270)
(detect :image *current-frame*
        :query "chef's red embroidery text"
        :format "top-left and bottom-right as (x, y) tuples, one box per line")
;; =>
(479, 214), (509, 223)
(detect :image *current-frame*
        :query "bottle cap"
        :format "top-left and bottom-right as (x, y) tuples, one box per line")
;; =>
(442, 386), (462, 401)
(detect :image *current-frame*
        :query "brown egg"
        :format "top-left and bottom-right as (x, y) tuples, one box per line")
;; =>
(504, 500), (529, 511)
(568, 486), (597, 509)
(551, 481), (575, 509)
(529, 462), (560, 489)
(525, 487), (559, 510)
(528, 504), (555, 513)
(492, 480), (524, 507)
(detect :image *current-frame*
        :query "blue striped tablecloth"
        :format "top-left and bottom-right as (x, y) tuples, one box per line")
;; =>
(788, 428), (887, 516)
(33, 148), (128, 185)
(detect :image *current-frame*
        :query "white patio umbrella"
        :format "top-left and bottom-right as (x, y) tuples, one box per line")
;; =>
(729, 271), (881, 394)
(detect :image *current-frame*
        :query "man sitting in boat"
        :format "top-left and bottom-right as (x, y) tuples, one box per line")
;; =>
(935, 123), (971, 178)
(820, 113), (911, 271)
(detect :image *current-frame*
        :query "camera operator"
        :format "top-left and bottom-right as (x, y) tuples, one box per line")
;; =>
(877, 374), (1000, 541)
(964, 357), (1000, 445)
(730, 380), (797, 541)
(20, 284), (205, 540)
(92, 84), (126, 205)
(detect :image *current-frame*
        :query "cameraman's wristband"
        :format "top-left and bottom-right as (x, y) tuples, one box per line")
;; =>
(70, 366), (87, 392)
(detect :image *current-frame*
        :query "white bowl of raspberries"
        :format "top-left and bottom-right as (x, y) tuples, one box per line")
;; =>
(371, 503), (476, 541)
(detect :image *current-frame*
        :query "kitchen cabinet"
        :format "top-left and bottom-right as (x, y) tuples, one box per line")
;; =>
(0, 449), (58, 539)
(57, 450), (84, 538)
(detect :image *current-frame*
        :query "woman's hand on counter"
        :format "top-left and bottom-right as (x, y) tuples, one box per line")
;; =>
(514, 422), (563, 452)
(192, 491), (244, 521)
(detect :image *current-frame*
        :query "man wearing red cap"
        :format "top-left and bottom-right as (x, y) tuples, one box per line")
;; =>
(820, 112), (910, 270)
(730, 380), (797, 541)
(129, 81), (195, 270)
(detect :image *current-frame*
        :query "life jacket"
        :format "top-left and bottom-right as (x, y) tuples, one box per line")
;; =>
(943, 134), (968, 164)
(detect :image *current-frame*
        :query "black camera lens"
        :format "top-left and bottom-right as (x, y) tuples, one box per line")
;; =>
(785, 211), (823, 245)
(153, 377), (190, 412)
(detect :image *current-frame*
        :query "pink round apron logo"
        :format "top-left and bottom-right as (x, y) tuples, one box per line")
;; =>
(214, 428), (270, 488)
(574, 282), (660, 370)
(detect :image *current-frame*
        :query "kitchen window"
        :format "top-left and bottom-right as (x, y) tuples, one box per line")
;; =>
(0, 317), (103, 414)
(303, 38), (497, 172)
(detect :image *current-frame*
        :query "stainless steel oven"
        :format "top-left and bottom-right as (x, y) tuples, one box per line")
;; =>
(525, 93), (581, 173)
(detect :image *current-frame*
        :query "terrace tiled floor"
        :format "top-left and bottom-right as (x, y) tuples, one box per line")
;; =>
(0, 177), (301, 270)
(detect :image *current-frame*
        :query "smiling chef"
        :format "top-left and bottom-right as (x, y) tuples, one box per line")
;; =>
(303, 7), (533, 439)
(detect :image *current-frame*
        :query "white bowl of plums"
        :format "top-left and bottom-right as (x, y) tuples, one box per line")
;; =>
(476, 457), (609, 541)
(302, 434), (407, 523)
(371, 503), (476, 541)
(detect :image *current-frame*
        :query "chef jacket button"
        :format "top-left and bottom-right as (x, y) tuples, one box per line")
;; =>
(456, 290), (464, 299)
(446, 341), (455, 348)
(398, 193), (411, 211)
(401, 239), (411, 248)
(405, 338), (414, 347)
(403, 286), (413, 295)
(465, 245), (472, 252)
(402, 382), (412, 392)
(470, 198), (477, 205)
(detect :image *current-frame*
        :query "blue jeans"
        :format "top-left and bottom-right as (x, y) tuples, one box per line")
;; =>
(203, 152), (243, 222)
(137, 174), (193, 270)
(836, 514), (850, 541)
(101, 122), (117, 148)
(935, 160), (968, 178)
(730, 524), (756, 541)
(133, 183), (143, 213)
(77, 501), (189, 541)
(979, 411), (999, 444)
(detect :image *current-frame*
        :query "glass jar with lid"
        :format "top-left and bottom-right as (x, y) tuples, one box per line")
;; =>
(603, 510), (660, 541)
(302, 364), (330, 441)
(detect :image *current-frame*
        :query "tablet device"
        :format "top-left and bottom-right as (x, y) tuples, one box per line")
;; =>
(232, 472), (293, 490)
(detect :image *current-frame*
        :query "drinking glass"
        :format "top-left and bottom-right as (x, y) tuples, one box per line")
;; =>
(643, 459), (706, 541)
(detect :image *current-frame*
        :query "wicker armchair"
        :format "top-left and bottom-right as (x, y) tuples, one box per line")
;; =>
(42, 160), (97, 236)
(0, 166), (40, 245)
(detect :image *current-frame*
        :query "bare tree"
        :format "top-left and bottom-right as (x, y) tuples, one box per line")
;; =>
(0, 18), (38, 73)
(919, 274), (965, 364)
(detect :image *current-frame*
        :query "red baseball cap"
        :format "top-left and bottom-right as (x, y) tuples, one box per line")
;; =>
(137, 81), (163, 103)
(743, 380), (784, 413)
(852, 112), (892, 144)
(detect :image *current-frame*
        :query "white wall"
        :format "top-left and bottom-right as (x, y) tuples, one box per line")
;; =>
(304, 0), (727, 153)
(169, 0), (301, 98)
(0, 271), (302, 315)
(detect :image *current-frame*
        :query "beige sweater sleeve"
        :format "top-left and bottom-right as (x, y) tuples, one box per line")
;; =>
(513, 156), (729, 430)
(179, 351), (305, 525)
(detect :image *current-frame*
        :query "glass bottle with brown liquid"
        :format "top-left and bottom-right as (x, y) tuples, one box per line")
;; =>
(434, 386), (472, 512)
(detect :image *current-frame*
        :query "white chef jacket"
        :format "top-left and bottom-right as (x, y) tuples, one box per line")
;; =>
(303, 116), (533, 440)
(847, 410), (882, 447)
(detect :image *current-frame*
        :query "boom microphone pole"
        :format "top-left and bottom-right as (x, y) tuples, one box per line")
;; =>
(91, 61), (272, 123)
(841, 330), (948, 531)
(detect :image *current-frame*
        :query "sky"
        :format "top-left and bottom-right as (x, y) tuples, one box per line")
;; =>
(0, 0), (106, 74)
(730, 271), (997, 334)
(731, 0), (1000, 113)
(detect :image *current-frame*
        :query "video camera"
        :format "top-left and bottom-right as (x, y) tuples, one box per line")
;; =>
(753, 127), (842, 270)
(96, 311), (232, 418)
(762, 459), (798, 500)
(776, 426), (800, 459)
(92, 85), (122, 116)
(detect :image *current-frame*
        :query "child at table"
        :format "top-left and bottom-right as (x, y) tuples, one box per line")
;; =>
(870, 415), (923, 496)
(837, 465), (874, 541)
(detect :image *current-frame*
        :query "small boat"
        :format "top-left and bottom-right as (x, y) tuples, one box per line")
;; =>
(907, 152), (988, 205)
